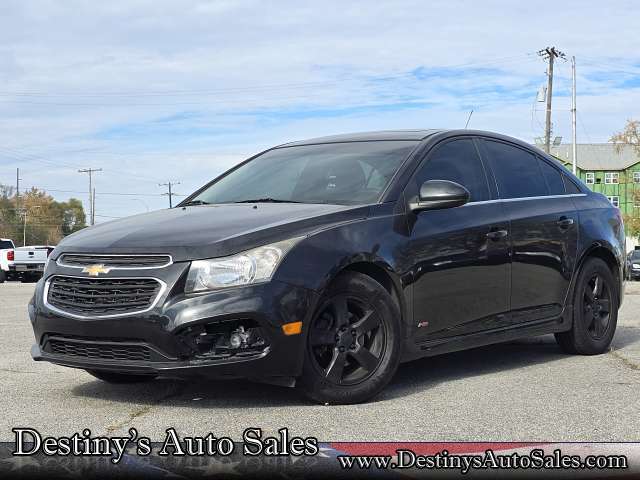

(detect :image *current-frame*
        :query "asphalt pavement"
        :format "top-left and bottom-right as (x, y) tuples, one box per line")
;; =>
(1, 281), (638, 441)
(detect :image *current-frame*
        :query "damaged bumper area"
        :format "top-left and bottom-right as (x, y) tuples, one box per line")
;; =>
(29, 272), (319, 382)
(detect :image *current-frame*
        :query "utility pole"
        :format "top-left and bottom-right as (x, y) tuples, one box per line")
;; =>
(571, 55), (578, 175)
(538, 47), (565, 153)
(16, 168), (22, 201)
(78, 168), (102, 226)
(19, 205), (40, 246)
(92, 188), (96, 225)
(159, 181), (180, 208)
(16, 168), (21, 210)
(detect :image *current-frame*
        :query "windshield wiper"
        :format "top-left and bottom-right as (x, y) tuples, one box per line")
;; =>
(234, 198), (303, 204)
(181, 199), (210, 206)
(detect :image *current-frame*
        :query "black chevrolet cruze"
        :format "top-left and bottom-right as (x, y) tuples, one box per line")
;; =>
(29, 129), (625, 404)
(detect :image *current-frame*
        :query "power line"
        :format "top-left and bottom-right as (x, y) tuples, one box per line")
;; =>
(0, 54), (537, 99)
(30, 187), (184, 197)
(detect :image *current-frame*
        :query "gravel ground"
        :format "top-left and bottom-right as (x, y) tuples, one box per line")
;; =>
(1, 281), (638, 441)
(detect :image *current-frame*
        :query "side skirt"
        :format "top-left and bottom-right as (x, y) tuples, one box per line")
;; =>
(400, 306), (573, 363)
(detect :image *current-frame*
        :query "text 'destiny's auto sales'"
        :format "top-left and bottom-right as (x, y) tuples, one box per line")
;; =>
(9, 427), (631, 476)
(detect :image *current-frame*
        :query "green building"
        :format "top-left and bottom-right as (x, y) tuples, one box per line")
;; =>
(550, 143), (640, 215)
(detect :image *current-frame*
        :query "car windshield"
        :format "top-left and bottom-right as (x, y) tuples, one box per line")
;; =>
(188, 141), (417, 205)
(631, 250), (640, 260)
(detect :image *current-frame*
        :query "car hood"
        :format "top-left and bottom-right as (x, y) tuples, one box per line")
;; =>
(54, 203), (368, 261)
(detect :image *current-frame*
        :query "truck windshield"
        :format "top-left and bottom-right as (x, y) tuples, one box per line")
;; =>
(187, 141), (417, 206)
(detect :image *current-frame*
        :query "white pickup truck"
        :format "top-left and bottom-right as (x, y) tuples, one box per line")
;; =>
(0, 238), (16, 283)
(0, 241), (54, 283)
(12, 246), (53, 282)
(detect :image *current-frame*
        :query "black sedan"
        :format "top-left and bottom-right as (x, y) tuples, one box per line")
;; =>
(29, 129), (625, 404)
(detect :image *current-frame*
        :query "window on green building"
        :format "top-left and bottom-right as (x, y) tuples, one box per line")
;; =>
(585, 172), (595, 184)
(633, 172), (640, 183)
(605, 172), (619, 184)
(607, 195), (619, 207)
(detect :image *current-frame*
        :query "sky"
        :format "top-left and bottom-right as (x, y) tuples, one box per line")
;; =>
(0, 0), (639, 221)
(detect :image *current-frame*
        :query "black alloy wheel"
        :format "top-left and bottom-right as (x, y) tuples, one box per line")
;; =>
(582, 273), (612, 341)
(555, 257), (618, 355)
(299, 272), (401, 404)
(309, 294), (386, 386)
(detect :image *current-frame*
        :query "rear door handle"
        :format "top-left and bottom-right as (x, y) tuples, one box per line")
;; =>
(556, 217), (574, 229)
(486, 229), (508, 240)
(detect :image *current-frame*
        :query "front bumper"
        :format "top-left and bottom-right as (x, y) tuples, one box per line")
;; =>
(29, 270), (319, 381)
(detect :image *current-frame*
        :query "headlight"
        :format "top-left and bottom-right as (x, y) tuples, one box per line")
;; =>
(633, 263), (640, 269)
(185, 237), (303, 292)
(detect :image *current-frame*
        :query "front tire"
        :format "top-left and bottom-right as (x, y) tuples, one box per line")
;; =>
(299, 272), (401, 404)
(86, 370), (157, 384)
(555, 257), (618, 355)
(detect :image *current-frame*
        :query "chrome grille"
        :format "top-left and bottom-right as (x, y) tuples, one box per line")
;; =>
(46, 276), (163, 317)
(58, 253), (172, 269)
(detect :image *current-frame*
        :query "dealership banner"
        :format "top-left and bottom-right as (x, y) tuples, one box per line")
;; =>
(1, 436), (639, 478)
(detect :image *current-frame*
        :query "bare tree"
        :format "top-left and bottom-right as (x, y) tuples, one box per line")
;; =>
(611, 119), (640, 154)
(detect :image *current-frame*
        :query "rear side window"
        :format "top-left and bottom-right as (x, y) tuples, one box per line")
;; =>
(538, 158), (565, 195)
(415, 138), (490, 202)
(563, 176), (582, 194)
(483, 140), (547, 199)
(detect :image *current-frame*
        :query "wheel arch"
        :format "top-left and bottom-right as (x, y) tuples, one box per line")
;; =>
(329, 261), (409, 339)
(575, 243), (622, 304)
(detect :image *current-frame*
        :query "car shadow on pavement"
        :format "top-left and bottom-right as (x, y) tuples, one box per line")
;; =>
(69, 333), (605, 407)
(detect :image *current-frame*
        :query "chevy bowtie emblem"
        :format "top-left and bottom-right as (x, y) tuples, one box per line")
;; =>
(82, 264), (112, 276)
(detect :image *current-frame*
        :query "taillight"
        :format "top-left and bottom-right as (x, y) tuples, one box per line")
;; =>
(7, 250), (14, 261)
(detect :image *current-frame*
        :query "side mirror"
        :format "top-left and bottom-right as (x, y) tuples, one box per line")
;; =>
(409, 180), (470, 213)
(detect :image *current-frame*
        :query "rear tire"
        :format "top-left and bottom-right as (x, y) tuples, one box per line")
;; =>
(555, 257), (618, 355)
(299, 272), (401, 404)
(86, 370), (157, 384)
(0, 270), (5, 283)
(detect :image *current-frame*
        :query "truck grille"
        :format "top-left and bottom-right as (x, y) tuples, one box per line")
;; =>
(58, 254), (172, 269)
(46, 337), (151, 361)
(46, 276), (163, 317)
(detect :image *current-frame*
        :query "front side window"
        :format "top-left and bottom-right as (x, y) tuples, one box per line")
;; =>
(414, 138), (490, 202)
(190, 141), (417, 206)
(607, 196), (620, 207)
(585, 172), (595, 184)
(605, 172), (619, 184)
(483, 140), (547, 199)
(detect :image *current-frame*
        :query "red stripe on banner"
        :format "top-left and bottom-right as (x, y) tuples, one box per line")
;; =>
(329, 442), (546, 456)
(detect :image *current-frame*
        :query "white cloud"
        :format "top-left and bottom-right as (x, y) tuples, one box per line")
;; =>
(0, 0), (639, 219)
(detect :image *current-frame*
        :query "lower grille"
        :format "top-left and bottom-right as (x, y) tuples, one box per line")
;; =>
(47, 338), (151, 361)
(46, 276), (163, 317)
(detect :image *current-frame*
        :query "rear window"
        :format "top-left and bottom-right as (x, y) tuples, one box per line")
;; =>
(563, 176), (582, 194)
(0, 240), (13, 249)
(483, 140), (548, 199)
(538, 158), (565, 195)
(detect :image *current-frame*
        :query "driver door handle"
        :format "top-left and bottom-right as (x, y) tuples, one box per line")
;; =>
(556, 217), (575, 229)
(486, 229), (508, 240)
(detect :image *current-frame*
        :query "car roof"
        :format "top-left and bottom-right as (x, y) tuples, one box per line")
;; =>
(279, 129), (442, 147)
(277, 129), (547, 153)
